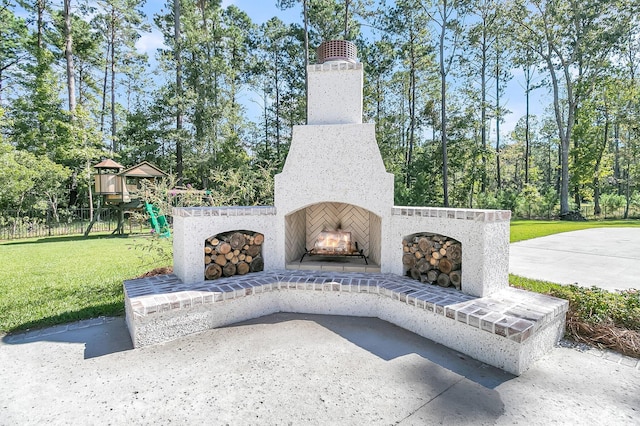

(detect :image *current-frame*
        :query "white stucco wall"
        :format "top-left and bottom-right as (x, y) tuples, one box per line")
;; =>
(173, 207), (277, 285)
(274, 123), (394, 216)
(307, 62), (363, 125)
(387, 207), (511, 297)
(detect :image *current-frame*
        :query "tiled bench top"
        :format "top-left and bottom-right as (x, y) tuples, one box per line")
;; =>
(125, 271), (568, 345)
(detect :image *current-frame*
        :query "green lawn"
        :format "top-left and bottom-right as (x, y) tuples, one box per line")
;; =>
(510, 219), (640, 243)
(0, 234), (170, 333)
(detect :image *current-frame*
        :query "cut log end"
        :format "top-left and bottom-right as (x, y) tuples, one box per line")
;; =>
(205, 264), (222, 280)
(437, 273), (451, 288)
(449, 270), (462, 290)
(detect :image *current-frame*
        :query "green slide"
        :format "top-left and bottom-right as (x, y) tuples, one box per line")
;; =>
(144, 202), (171, 238)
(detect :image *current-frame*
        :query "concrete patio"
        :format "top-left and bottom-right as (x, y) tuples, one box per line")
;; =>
(1, 314), (638, 425)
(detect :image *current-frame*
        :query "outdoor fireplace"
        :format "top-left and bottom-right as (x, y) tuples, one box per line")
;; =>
(131, 39), (568, 377)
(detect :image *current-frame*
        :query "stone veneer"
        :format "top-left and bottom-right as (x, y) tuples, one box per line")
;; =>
(124, 270), (568, 376)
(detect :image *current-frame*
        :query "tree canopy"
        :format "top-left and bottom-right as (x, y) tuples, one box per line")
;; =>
(1, 0), (639, 223)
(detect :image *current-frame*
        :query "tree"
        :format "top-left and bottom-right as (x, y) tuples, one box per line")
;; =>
(0, 2), (29, 104)
(460, 0), (499, 193)
(0, 139), (71, 218)
(384, 0), (435, 189)
(512, 0), (631, 216)
(252, 18), (305, 165)
(420, 0), (465, 207)
(94, 0), (148, 152)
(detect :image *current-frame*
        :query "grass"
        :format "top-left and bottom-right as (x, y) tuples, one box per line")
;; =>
(0, 233), (170, 333)
(510, 219), (640, 243)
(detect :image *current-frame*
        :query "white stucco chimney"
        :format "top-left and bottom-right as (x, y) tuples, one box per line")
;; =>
(307, 40), (363, 125)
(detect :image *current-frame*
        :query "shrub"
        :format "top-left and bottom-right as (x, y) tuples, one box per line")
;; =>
(549, 285), (640, 330)
(600, 193), (626, 218)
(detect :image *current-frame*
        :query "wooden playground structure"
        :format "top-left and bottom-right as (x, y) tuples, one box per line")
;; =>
(85, 159), (170, 237)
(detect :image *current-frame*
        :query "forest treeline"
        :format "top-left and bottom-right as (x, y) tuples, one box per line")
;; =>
(1, 0), (639, 224)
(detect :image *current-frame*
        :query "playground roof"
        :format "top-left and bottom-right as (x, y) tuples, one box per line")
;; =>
(119, 161), (168, 178)
(94, 159), (125, 169)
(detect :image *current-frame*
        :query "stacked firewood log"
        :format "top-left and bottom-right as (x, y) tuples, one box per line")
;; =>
(402, 233), (462, 290)
(204, 231), (264, 280)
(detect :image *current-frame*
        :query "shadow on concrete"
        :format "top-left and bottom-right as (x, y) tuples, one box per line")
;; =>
(229, 312), (514, 390)
(3, 313), (508, 423)
(2, 317), (133, 360)
(396, 374), (505, 424)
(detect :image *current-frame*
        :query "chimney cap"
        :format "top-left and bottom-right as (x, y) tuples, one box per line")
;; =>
(316, 40), (357, 64)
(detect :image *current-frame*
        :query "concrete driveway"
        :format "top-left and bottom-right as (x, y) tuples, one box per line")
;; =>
(509, 228), (640, 291)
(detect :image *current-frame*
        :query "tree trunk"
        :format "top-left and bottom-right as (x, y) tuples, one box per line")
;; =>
(495, 39), (501, 189)
(174, 0), (184, 184)
(593, 105), (611, 215)
(63, 0), (76, 116)
(524, 64), (531, 185)
(440, 1), (449, 207)
(406, 24), (416, 189)
(480, 22), (487, 193)
(100, 42), (109, 133)
(110, 6), (117, 152)
(303, 0), (309, 124)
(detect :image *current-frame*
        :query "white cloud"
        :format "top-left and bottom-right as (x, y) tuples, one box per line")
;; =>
(136, 29), (166, 55)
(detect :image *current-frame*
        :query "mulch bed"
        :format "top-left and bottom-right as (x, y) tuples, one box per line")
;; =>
(565, 312), (640, 358)
(136, 266), (173, 278)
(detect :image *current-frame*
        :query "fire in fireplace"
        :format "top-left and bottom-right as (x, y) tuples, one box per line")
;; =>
(300, 230), (368, 264)
(315, 230), (351, 254)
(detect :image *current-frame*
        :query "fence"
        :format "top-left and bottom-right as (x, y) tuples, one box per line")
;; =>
(579, 204), (640, 220)
(0, 207), (149, 241)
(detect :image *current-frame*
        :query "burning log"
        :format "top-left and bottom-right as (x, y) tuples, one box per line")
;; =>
(403, 233), (462, 290)
(204, 231), (264, 280)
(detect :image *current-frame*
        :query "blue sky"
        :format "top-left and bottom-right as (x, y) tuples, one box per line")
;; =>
(134, 1), (549, 142)
(137, 1), (301, 54)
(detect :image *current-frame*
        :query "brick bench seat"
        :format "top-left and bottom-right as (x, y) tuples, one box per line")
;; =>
(124, 271), (568, 375)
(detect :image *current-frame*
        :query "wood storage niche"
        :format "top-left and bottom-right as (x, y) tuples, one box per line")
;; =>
(402, 233), (462, 290)
(204, 230), (264, 280)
